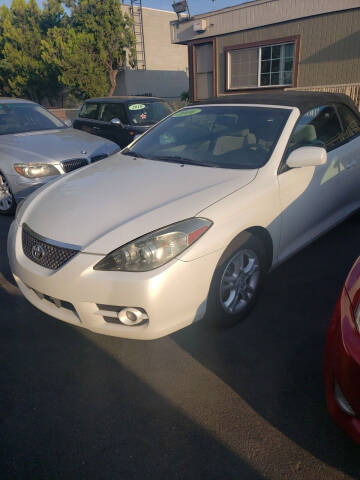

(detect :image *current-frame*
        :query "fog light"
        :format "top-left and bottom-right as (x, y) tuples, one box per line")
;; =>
(118, 307), (148, 326)
(335, 381), (355, 416)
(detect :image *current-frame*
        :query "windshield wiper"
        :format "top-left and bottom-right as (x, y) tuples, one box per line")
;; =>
(151, 155), (217, 168)
(121, 150), (145, 158)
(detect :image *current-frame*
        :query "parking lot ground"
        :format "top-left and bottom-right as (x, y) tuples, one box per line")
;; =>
(1, 214), (360, 479)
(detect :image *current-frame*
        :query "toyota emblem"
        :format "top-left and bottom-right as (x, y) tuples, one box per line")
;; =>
(32, 244), (45, 261)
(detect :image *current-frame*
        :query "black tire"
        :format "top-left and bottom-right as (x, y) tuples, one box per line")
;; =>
(0, 173), (16, 216)
(205, 233), (266, 328)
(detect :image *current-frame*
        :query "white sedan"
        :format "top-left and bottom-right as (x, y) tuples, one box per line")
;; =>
(8, 92), (360, 339)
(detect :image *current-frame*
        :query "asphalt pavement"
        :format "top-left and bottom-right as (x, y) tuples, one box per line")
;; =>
(1, 214), (360, 479)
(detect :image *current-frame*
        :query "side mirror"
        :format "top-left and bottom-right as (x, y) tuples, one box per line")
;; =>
(64, 119), (72, 127)
(286, 146), (327, 168)
(110, 117), (123, 127)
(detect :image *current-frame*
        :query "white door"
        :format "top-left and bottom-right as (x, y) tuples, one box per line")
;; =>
(335, 103), (360, 210)
(278, 104), (352, 262)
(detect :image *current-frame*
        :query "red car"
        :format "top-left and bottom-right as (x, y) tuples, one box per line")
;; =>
(324, 256), (360, 443)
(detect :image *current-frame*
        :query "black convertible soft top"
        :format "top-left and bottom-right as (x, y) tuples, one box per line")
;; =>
(194, 91), (359, 117)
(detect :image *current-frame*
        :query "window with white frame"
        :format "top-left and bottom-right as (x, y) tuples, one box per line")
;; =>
(227, 42), (295, 90)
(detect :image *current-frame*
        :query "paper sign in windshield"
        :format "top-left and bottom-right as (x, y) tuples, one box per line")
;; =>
(129, 104), (146, 111)
(173, 108), (202, 117)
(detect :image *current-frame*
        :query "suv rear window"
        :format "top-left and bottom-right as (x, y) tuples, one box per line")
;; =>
(126, 101), (172, 126)
(78, 103), (100, 120)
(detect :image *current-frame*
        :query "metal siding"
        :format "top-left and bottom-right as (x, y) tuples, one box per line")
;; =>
(171, 0), (360, 43)
(216, 10), (360, 94)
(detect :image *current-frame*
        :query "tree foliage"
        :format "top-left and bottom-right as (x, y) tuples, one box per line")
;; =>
(0, 0), (136, 102)
(41, 26), (109, 99)
(64, 0), (137, 96)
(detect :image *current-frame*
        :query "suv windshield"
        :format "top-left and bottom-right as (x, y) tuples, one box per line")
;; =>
(126, 105), (290, 169)
(0, 103), (66, 135)
(126, 101), (172, 126)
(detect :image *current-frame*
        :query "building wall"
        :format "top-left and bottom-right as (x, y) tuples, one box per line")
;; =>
(171, 0), (360, 44)
(118, 6), (189, 97)
(115, 69), (189, 98)
(141, 8), (188, 72)
(215, 9), (360, 95)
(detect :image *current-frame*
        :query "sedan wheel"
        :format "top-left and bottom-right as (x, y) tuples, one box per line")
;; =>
(219, 249), (260, 314)
(206, 234), (265, 327)
(0, 173), (16, 215)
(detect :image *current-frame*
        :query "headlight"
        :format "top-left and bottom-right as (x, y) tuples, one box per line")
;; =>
(94, 218), (212, 272)
(14, 163), (60, 178)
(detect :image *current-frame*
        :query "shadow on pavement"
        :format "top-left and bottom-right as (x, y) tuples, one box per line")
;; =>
(172, 216), (360, 478)
(0, 217), (263, 479)
(2, 214), (360, 478)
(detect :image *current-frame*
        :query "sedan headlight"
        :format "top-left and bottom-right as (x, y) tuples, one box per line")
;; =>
(14, 163), (60, 178)
(94, 218), (212, 272)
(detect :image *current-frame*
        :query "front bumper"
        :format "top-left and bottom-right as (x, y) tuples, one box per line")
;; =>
(8, 220), (221, 340)
(7, 173), (56, 202)
(324, 289), (360, 444)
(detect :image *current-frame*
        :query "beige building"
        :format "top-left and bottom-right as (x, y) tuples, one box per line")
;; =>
(116, 6), (189, 98)
(170, 0), (360, 104)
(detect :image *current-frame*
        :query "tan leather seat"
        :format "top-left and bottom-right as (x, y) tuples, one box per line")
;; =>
(213, 129), (256, 156)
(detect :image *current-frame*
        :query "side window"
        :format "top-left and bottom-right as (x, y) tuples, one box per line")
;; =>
(78, 103), (100, 120)
(336, 104), (360, 142)
(289, 105), (343, 152)
(99, 103), (127, 124)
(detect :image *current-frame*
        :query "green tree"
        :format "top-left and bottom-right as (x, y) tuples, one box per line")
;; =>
(0, 0), (63, 102)
(68, 0), (136, 96)
(41, 0), (67, 31)
(0, 5), (10, 95)
(41, 26), (109, 99)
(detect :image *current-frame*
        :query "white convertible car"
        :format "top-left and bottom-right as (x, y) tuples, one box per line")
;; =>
(8, 92), (360, 339)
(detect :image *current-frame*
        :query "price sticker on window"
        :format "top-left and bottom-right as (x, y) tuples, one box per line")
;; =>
(129, 104), (146, 111)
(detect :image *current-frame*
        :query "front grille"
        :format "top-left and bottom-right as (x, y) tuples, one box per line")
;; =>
(61, 158), (88, 173)
(90, 153), (108, 163)
(22, 224), (79, 270)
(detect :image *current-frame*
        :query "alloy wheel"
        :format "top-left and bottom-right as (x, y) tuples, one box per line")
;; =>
(219, 248), (260, 314)
(0, 174), (14, 212)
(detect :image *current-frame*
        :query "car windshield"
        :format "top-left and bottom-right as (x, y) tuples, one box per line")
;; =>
(126, 101), (172, 126)
(125, 105), (291, 169)
(0, 103), (66, 135)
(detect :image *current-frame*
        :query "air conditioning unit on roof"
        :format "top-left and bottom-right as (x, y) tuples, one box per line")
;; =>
(193, 19), (207, 32)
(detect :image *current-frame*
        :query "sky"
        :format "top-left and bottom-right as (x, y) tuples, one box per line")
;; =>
(0, 0), (249, 16)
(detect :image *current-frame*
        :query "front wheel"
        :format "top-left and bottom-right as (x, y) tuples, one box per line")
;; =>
(0, 173), (16, 215)
(206, 234), (266, 327)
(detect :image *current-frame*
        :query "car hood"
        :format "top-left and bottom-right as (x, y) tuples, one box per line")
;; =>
(20, 153), (258, 254)
(0, 128), (117, 163)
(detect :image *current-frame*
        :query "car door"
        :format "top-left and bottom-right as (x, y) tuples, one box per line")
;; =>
(73, 102), (102, 136)
(334, 103), (360, 209)
(277, 104), (350, 262)
(97, 103), (130, 147)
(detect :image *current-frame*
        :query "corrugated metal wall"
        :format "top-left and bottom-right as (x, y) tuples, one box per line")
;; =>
(171, 0), (360, 44)
(216, 9), (360, 94)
